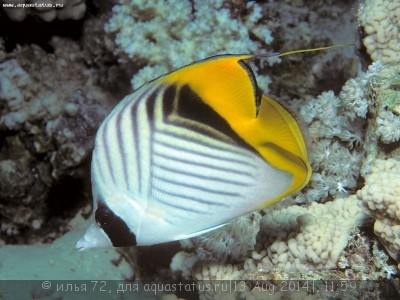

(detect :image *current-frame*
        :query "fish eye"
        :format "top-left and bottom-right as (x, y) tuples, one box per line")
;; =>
(94, 204), (137, 247)
(95, 205), (111, 228)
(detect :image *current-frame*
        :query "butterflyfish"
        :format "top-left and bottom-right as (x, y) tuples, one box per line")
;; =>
(77, 45), (346, 250)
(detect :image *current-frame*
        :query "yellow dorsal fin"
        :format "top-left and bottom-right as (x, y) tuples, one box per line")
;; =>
(161, 54), (256, 121)
(160, 44), (353, 124)
(158, 45), (351, 206)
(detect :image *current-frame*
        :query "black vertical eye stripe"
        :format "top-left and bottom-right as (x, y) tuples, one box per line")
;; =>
(95, 203), (137, 247)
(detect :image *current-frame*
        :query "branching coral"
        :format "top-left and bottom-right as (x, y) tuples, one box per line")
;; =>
(376, 112), (400, 144)
(105, 0), (275, 90)
(193, 263), (243, 281)
(357, 158), (400, 264)
(170, 251), (198, 280)
(193, 263), (245, 300)
(291, 86), (366, 203)
(340, 78), (368, 118)
(288, 59), (400, 204)
(191, 213), (262, 262)
(167, 197), (366, 291)
(169, 212), (261, 280)
(357, 62), (400, 175)
(358, 0), (400, 63)
(163, 33), (399, 285)
(248, 196), (365, 273)
(366, 62), (400, 144)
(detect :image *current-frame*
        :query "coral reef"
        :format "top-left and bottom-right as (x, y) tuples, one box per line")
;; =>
(170, 213), (262, 279)
(292, 89), (365, 203)
(169, 229), (400, 299)
(188, 247), (396, 300)
(250, 197), (365, 272)
(358, 0), (400, 63)
(357, 159), (400, 265)
(358, 62), (400, 175)
(0, 39), (110, 243)
(288, 60), (400, 204)
(101, 0), (400, 289)
(366, 63), (400, 143)
(104, 0), (276, 90)
(0, 0), (86, 22)
(158, 2), (400, 296)
(193, 263), (243, 281)
(191, 213), (262, 262)
(1, 0), (400, 299)
(336, 228), (397, 280)
(281, 70), (369, 205)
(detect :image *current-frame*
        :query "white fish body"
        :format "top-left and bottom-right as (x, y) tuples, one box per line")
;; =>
(77, 54), (311, 250)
